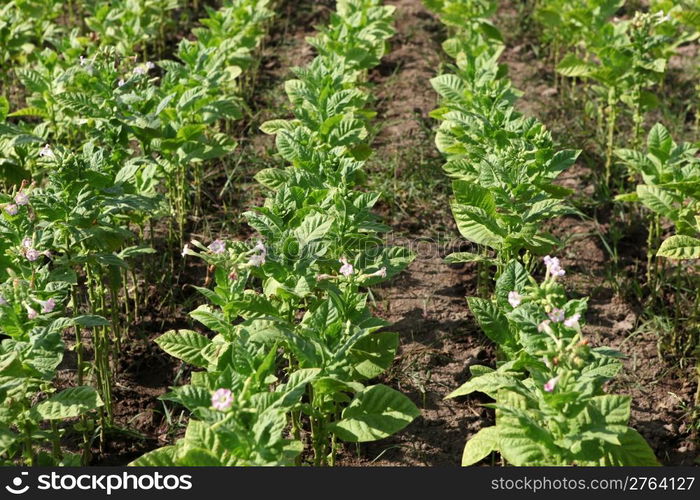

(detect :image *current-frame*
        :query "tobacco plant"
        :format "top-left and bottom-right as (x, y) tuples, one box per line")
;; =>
(616, 123), (699, 357)
(429, 0), (577, 281)
(0, 183), (105, 465)
(556, 10), (684, 185)
(450, 260), (659, 466)
(136, 0), (419, 467)
(427, 0), (659, 466)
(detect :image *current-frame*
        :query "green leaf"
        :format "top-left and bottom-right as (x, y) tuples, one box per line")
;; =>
(444, 252), (494, 264)
(601, 428), (659, 466)
(350, 331), (398, 379)
(31, 386), (103, 420)
(636, 185), (676, 218)
(451, 202), (504, 248)
(295, 213), (333, 248)
(447, 371), (523, 399)
(556, 54), (593, 77)
(657, 235), (700, 260)
(462, 426), (499, 466)
(156, 330), (212, 368)
(467, 297), (514, 347)
(189, 306), (233, 336)
(452, 180), (496, 214)
(495, 260), (529, 307)
(255, 168), (290, 190)
(129, 446), (177, 466)
(72, 315), (110, 327)
(330, 385), (420, 442)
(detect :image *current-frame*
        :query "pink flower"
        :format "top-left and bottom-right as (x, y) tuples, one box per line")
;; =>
(543, 255), (565, 278)
(543, 376), (559, 393)
(14, 192), (29, 206)
(211, 388), (233, 411)
(548, 308), (565, 323)
(39, 298), (56, 313)
(0, 296), (7, 306)
(208, 239), (226, 255)
(537, 319), (551, 333)
(22, 237), (33, 249)
(564, 313), (581, 328)
(26, 305), (38, 319)
(26, 248), (40, 261)
(508, 291), (522, 307)
(339, 257), (354, 277)
(4, 204), (18, 216)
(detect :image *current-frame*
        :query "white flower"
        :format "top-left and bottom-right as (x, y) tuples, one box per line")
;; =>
(339, 257), (354, 277)
(145, 61), (155, 70)
(39, 144), (54, 157)
(564, 313), (581, 328)
(248, 253), (266, 266)
(537, 319), (551, 333)
(543, 255), (565, 278)
(4, 204), (18, 216)
(208, 239), (226, 255)
(248, 241), (267, 267)
(22, 237), (33, 249)
(507, 291), (522, 308)
(133, 66), (146, 75)
(14, 192), (29, 206)
(253, 241), (267, 255)
(366, 267), (387, 279)
(118, 79), (125, 87)
(548, 308), (565, 323)
(181, 243), (190, 258)
(79, 55), (86, 66)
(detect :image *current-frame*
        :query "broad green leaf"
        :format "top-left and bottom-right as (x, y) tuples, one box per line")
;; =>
(600, 428), (660, 466)
(556, 54), (594, 77)
(447, 371), (523, 399)
(330, 385), (420, 442)
(657, 235), (700, 259)
(31, 386), (103, 420)
(637, 185), (676, 218)
(350, 331), (398, 379)
(467, 297), (514, 347)
(190, 306), (233, 337)
(129, 446), (177, 466)
(462, 426), (499, 466)
(156, 330), (212, 368)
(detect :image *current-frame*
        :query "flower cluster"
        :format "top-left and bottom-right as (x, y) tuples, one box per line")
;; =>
(543, 255), (565, 278)
(248, 241), (266, 267)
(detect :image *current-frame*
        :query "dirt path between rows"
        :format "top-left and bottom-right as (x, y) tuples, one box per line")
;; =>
(336, 0), (493, 466)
